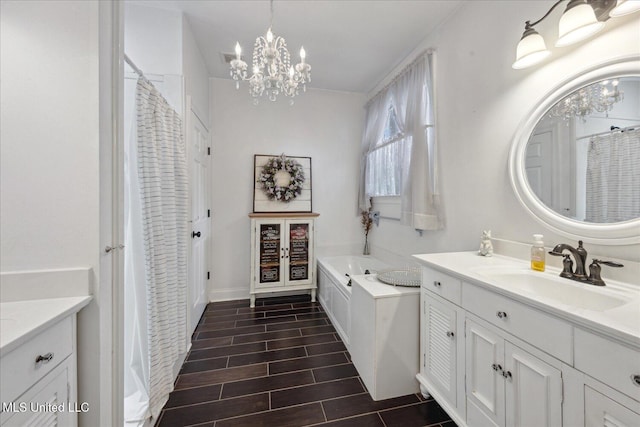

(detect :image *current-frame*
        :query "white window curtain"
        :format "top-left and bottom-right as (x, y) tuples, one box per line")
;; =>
(358, 52), (443, 230)
(124, 76), (189, 424)
(586, 128), (640, 223)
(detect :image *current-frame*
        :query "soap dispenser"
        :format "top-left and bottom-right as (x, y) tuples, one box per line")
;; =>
(531, 234), (545, 272)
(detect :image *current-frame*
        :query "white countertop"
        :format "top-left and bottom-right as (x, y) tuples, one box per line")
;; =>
(0, 296), (92, 357)
(351, 274), (420, 298)
(413, 252), (640, 347)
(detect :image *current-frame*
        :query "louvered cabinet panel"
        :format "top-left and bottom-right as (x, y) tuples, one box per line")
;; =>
(585, 387), (640, 427)
(424, 296), (457, 405)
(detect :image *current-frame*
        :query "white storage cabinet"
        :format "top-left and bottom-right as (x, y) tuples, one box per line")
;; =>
(249, 213), (318, 307)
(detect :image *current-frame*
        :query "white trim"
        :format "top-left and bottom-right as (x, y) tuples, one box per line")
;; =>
(509, 56), (640, 245)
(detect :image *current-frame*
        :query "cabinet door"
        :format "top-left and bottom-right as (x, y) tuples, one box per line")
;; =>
(285, 219), (313, 286)
(255, 219), (285, 287)
(466, 320), (504, 427)
(424, 296), (457, 406)
(1, 364), (72, 427)
(585, 386), (640, 427)
(504, 342), (562, 427)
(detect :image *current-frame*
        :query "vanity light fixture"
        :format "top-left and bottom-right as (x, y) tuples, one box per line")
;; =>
(512, 0), (640, 69)
(229, 0), (311, 104)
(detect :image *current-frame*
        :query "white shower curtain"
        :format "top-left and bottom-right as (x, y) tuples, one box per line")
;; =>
(124, 76), (188, 424)
(586, 129), (640, 223)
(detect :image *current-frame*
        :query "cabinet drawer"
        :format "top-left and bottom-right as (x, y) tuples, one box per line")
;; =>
(575, 328), (640, 401)
(462, 283), (572, 363)
(422, 267), (462, 305)
(0, 317), (73, 404)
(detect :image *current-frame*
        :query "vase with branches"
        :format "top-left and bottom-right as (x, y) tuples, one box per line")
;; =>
(360, 200), (373, 255)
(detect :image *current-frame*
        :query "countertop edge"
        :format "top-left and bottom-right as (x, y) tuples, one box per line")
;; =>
(0, 296), (93, 357)
(413, 252), (640, 349)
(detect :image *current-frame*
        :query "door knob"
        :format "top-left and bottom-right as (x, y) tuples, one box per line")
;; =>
(192, 231), (201, 238)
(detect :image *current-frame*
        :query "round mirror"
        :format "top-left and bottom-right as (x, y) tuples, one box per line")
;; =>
(509, 57), (640, 245)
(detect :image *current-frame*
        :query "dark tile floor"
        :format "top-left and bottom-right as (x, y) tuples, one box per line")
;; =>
(156, 294), (456, 427)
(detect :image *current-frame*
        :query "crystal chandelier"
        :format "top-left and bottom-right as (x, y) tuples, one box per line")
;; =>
(550, 79), (624, 121)
(230, 0), (311, 104)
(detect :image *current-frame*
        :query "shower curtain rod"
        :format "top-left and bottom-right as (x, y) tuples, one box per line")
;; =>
(124, 54), (144, 77)
(576, 124), (639, 141)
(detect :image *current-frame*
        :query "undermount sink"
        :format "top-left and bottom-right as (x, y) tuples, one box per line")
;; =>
(472, 267), (633, 312)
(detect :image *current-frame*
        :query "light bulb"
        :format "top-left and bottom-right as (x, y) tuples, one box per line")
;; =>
(300, 46), (306, 63)
(235, 42), (242, 59)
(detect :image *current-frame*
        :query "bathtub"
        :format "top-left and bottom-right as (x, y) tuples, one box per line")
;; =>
(317, 255), (389, 348)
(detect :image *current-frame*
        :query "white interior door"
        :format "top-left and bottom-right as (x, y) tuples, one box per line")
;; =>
(188, 103), (210, 335)
(526, 128), (553, 207)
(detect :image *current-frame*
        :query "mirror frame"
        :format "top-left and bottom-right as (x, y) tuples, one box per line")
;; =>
(509, 56), (640, 245)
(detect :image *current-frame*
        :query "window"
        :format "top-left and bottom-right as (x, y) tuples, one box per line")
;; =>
(365, 106), (406, 197)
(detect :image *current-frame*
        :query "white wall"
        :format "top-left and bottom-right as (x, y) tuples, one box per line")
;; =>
(182, 15), (210, 122)
(366, 1), (640, 264)
(209, 80), (366, 300)
(0, 1), (102, 425)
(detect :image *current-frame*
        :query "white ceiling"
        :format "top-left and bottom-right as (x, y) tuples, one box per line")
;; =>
(130, 1), (463, 94)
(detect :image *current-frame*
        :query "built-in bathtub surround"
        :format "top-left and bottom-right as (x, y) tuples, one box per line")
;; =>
(316, 255), (389, 347)
(0, 268), (92, 303)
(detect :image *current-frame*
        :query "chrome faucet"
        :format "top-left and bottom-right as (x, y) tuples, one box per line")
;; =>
(549, 240), (623, 286)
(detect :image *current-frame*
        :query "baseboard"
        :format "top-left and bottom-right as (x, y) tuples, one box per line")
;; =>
(208, 287), (250, 302)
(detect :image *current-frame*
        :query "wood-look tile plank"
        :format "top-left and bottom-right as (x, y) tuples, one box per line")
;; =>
(305, 341), (347, 355)
(312, 363), (359, 383)
(300, 325), (336, 336)
(201, 307), (239, 317)
(202, 311), (265, 323)
(314, 413), (385, 427)
(157, 393), (268, 426)
(266, 318), (328, 332)
(379, 400), (452, 427)
(259, 294), (311, 305)
(269, 352), (349, 375)
(267, 333), (336, 350)
(215, 403), (325, 427)
(180, 356), (228, 374)
(231, 328), (301, 345)
(208, 300), (250, 310)
(228, 347), (308, 368)
(195, 320), (236, 333)
(188, 342), (266, 361)
(322, 392), (420, 421)
(271, 377), (365, 409)
(264, 307), (320, 317)
(236, 303), (294, 314)
(196, 324), (265, 340)
(234, 315), (297, 328)
(190, 336), (234, 350)
(220, 370), (314, 399)
(296, 312), (329, 321)
(175, 363), (267, 390)
(164, 384), (222, 408)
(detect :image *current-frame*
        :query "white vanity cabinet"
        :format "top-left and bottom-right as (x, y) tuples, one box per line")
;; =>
(1, 314), (80, 427)
(249, 213), (318, 307)
(415, 252), (640, 427)
(465, 318), (562, 427)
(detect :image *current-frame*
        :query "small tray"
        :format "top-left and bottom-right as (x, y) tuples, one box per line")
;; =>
(376, 267), (422, 287)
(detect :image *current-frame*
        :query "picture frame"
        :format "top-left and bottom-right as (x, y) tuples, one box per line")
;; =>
(253, 154), (312, 213)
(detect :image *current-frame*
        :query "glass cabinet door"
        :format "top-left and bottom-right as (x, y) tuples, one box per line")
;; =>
(257, 221), (284, 286)
(287, 220), (313, 285)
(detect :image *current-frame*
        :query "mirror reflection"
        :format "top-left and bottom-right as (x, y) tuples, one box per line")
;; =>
(526, 76), (640, 224)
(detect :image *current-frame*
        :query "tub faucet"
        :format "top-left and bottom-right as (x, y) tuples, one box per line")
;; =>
(549, 240), (588, 281)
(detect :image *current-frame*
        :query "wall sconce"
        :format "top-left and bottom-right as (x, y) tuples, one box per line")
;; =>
(512, 0), (640, 69)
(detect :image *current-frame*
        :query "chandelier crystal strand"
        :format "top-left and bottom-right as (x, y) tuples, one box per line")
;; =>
(550, 79), (624, 121)
(230, 0), (311, 103)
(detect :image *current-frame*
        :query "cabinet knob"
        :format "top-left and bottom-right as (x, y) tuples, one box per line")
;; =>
(632, 374), (640, 387)
(496, 311), (508, 319)
(433, 281), (441, 287)
(35, 352), (54, 365)
(491, 363), (503, 373)
(192, 231), (201, 238)
(446, 331), (455, 338)
(502, 370), (513, 380)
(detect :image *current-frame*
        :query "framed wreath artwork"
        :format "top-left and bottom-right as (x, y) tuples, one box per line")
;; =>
(253, 154), (312, 213)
